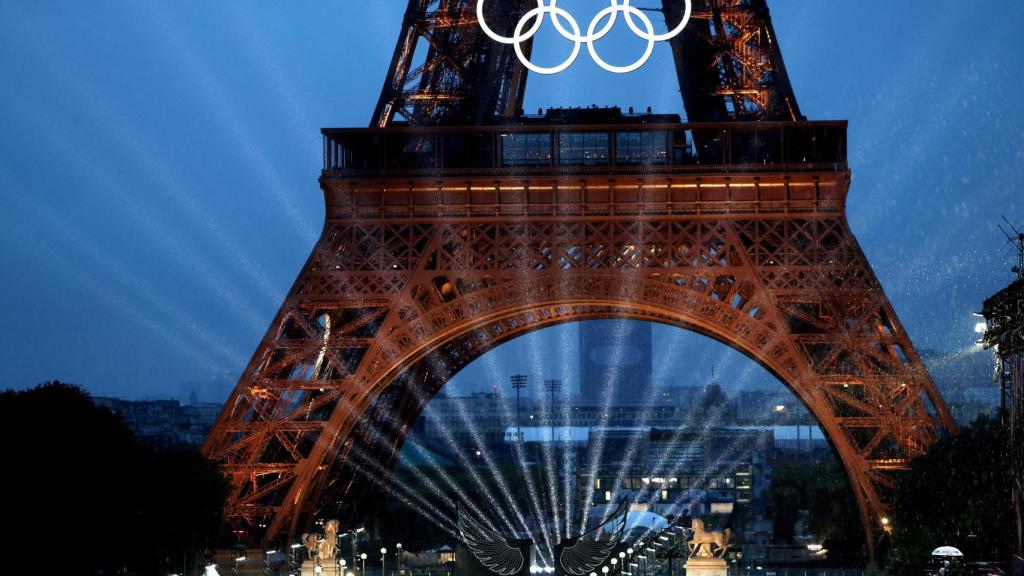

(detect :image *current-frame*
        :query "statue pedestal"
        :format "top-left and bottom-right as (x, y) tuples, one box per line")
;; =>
(300, 560), (344, 576)
(685, 557), (728, 576)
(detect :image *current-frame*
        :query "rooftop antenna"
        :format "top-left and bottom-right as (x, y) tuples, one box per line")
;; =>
(997, 215), (1024, 281)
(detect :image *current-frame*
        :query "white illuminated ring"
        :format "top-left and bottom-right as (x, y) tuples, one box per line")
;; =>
(476, 0), (692, 75)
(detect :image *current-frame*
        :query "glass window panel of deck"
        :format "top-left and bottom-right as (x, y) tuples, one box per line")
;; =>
(616, 131), (668, 165)
(500, 132), (552, 167)
(559, 132), (610, 166)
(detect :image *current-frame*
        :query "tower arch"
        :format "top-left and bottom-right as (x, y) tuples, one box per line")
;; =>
(203, 1), (956, 562)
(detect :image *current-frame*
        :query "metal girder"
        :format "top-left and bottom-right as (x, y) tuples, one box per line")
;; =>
(205, 165), (956, 558)
(201, 0), (955, 564)
(373, 0), (801, 126)
(667, 0), (803, 121)
(371, 0), (532, 127)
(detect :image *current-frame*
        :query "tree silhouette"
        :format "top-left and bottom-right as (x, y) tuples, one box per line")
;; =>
(888, 415), (1012, 575)
(1, 381), (229, 574)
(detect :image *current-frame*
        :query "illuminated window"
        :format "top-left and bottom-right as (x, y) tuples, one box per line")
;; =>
(615, 132), (667, 165)
(710, 502), (734, 514)
(604, 490), (612, 501)
(559, 132), (609, 166)
(501, 133), (552, 166)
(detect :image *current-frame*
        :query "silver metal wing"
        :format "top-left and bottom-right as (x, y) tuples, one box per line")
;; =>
(558, 499), (629, 576)
(458, 503), (525, 576)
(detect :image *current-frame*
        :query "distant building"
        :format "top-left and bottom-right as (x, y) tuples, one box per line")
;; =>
(571, 403), (699, 428)
(94, 397), (221, 446)
(575, 426), (771, 519)
(503, 426), (591, 445)
(735, 390), (811, 424)
(579, 320), (653, 403)
(418, 392), (529, 451)
(654, 385), (703, 407)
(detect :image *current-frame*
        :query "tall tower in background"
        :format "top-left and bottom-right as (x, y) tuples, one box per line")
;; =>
(579, 320), (653, 404)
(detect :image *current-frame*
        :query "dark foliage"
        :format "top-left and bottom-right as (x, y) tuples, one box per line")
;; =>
(888, 416), (1012, 576)
(2, 381), (229, 574)
(769, 460), (867, 566)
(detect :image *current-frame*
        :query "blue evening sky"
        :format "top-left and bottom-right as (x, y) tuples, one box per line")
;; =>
(0, 2), (1020, 400)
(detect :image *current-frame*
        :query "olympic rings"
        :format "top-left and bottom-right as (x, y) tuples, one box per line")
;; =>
(476, 0), (692, 75)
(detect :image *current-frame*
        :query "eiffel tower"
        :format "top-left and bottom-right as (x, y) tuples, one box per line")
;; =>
(203, 0), (956, 560)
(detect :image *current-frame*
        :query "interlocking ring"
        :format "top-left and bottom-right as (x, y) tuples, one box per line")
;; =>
(476, 0), (692, 75)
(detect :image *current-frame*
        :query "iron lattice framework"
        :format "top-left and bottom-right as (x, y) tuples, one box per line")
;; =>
(371, 0), (531, 127)
(203, 0), (956, 558)
(981, 278), (1024, 557)
(668, 0), (803, 121)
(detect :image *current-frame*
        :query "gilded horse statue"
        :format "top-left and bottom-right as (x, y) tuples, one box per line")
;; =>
(689, 519), (731, 558)
(318, 519), (340, 560)
(301, 532), (320, 560)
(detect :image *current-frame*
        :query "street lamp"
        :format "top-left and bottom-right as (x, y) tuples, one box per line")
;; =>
(352, 528), (365, 571)
(266, 550), (279, 576)
(381, 548), (388, 576)
(361, 553), (368, 574)
(635, 543), (644, 576)
(397, 543), (404, 576)
(289, 543), (304, 574)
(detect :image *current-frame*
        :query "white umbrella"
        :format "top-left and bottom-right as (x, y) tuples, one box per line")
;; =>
(931, 546), (964, 557)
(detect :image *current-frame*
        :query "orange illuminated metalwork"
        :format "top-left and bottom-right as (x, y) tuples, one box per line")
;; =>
(203, 0), (956, 560)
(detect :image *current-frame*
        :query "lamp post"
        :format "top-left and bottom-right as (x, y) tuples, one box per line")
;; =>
(544, 379), (562, 437)
(511, 374), (527, 441)
(361, 553), (368, 574)
(352, 528), (364, 572)
(381, 548), (388, 576)
(397, 543), (403, 576)
(266, 549), (278, 576)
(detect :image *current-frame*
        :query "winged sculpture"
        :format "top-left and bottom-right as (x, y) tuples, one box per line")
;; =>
(458, 499), (629, 576)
